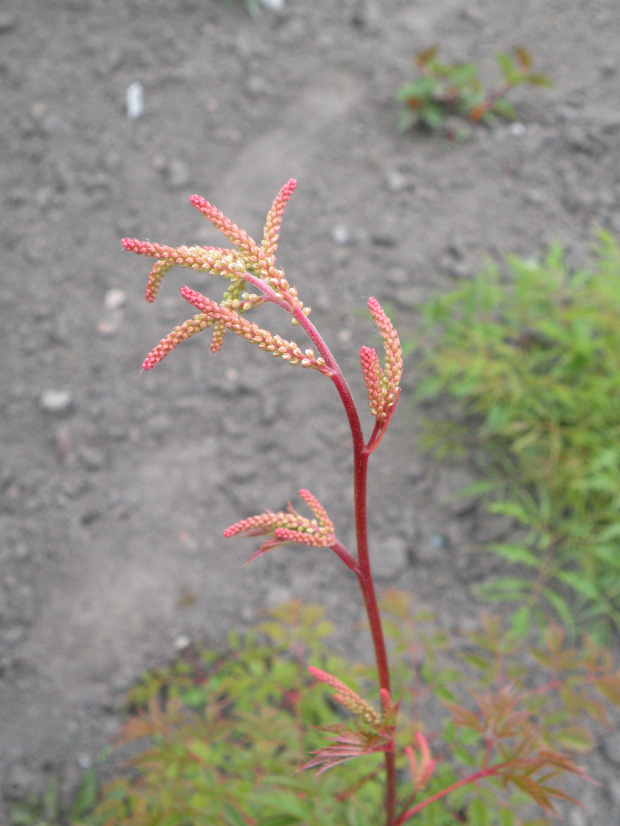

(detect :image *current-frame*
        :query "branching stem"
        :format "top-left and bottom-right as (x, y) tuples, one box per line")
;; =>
(243, 269), (397, 825)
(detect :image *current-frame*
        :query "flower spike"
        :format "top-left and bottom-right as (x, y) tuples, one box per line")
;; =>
(263, 178), (297, 258)
(142, 314), (213, 371)
(308, 667), (381, 725)
(405, 732), (437, 792)
(121, 238), (247, 303)
(124, 183), (313, 367)
(361, 298), (403, 423)
(181, 287), (329, 373)
(189, 194), (264, 267)
(224, 490), (335, 564)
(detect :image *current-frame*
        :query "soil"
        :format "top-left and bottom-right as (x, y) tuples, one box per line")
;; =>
(2, 0), (620, 822)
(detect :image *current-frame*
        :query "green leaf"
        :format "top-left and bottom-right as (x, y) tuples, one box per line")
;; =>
(467, 796), (491, 826)
(542, 588), (576, 636)
(69, 768), (99, 818)
(224, 802), (252, 826)
(554, 725), (595, 753)
(510, 605), (532, 638)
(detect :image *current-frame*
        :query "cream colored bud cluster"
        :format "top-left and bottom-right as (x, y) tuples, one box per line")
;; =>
(142, 314), (212, 371)
(368, 297), (403, 396)
(262, 178), (297, 258)
(308, 666), (381, 726)
(406, 732), (436, 792)
(224, 489), (335, 552)
(127, 182), (313, 370)
(122, 238), (246, 303)
(360, 345), (385, 420)
(360, 298), (403, 422)
(182, 287), (328, 373)
(190, 194), (263, 269)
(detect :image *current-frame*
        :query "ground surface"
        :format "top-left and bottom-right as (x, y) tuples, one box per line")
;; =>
(2, 0), (620, 822)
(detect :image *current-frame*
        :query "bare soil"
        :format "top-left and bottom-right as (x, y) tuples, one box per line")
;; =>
(2, 0), (620, 821)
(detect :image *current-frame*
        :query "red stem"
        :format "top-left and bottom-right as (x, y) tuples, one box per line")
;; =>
(295, 308), (397, 823)
(245, 273), (398, 825)
(395, 764), (509, 824)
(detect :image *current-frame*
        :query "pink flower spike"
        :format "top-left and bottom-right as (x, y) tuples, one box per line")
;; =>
(298, 489), (333, 530)
(367, 297), (403, 400)
(262, 178), (297, 258)
(142, 314), (212, 370)
(406, 733), (437, 792)
(190, 194), (263, 266)
(360, 345), (385, 421)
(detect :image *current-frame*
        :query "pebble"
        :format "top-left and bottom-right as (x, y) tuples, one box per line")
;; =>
(174, 634), (191, 651)
(331, 224), (351, 245)
(104, 288), (126, 311)
(126, 82), (144, 119)
(39, 389), (73, 414)
(77, 753), (92, 769)
(385, 169), (408, 192)
(259, 0), (285, 11)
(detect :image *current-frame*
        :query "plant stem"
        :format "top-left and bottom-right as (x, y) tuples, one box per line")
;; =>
(395, 765), (507, 824)
(290, 302), (397, 825)
(244, 272), (398, 824)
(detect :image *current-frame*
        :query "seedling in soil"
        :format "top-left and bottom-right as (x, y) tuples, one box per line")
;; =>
(396, 46), (550, 134)
(109, 182), (620, 825)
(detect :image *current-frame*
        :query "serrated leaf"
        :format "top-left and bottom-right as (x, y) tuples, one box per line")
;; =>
(69, 767), (99, 818)
(510, 605), (532, 638)
(467, 796), (491, 826)
(555, 725), (595, 753)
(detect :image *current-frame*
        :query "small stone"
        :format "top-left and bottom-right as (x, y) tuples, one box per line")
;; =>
(97, 316), (121, 337)
(370, 231), (396, 247)
(104, 288), (126, 311)
(40, 389), (73, 413)
(77, 753), (92, 769)
(259, 0), (285, 10)
(429, 532), (448, 550)
(174, 634), (191, 651)
(510, 122), (526, 137)
(385, 169), (408, 192)
(126, 81), (144, 119)
(331, 224), (351, 245)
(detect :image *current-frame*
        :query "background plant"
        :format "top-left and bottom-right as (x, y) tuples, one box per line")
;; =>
(408, 234), (620, 636)
(96, 183), (620, 824)
(396, 47), (550, 134)
(81, 594), (620, 826)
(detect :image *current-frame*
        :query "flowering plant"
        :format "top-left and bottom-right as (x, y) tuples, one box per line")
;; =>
(120, 181), (620, 825)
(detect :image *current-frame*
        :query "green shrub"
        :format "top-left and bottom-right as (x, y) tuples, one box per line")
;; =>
(409, 233), (620, 635)
(396, 47), (549, 134)
(78, 596), (620, 826)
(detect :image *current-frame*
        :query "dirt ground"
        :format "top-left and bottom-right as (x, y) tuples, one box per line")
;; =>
(2, 0), (620, 821)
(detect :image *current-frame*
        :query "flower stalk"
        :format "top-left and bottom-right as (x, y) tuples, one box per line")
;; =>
(123, 179), (402, 824)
